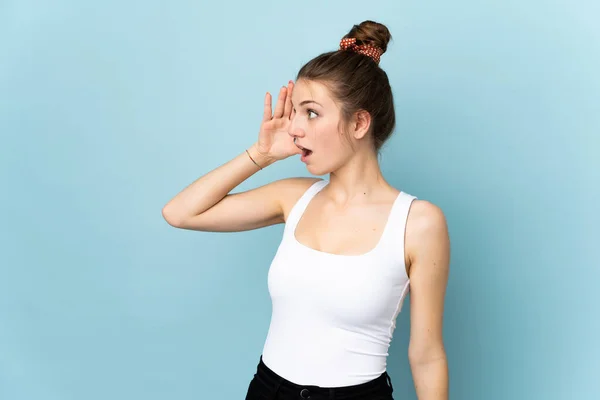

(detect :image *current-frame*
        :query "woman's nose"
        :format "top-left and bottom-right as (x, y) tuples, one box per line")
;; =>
(288, 120), (305, 138)
(288, 128), (305, 139)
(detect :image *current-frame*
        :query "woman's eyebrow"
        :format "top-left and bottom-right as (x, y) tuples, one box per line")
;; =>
(291, 99), (323, 107)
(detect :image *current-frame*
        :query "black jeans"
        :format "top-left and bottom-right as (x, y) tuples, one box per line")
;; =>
(245, 355), (394, 400)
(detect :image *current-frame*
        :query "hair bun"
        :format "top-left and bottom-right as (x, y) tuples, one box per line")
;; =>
(344, 20), (392, 54)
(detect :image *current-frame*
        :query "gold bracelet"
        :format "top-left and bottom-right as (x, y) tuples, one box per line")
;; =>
(246, 149), (262, 170)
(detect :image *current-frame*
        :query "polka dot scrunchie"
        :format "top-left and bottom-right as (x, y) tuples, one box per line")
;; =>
(339, 37), (383, 64)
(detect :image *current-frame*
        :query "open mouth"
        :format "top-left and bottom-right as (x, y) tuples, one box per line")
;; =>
(295, 141), (313, 158)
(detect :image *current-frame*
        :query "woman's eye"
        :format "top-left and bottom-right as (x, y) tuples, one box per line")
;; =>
(308, 110), (318, 119)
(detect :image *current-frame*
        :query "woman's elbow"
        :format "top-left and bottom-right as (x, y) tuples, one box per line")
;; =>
(162, 205), (184, 227)
(408, 343), (447, 366)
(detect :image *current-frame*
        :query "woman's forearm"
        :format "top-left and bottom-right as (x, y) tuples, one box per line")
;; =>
(410, 356), (449, 400)
(162, 143), (275, 223)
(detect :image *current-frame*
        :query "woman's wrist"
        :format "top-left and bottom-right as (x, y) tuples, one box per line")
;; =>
(247, 143), (276, 169)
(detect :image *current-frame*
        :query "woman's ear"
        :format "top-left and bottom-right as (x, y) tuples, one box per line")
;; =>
(351, 110), (372, 140)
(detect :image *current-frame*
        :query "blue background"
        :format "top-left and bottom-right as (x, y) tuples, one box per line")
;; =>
(1, 1), (598, 399)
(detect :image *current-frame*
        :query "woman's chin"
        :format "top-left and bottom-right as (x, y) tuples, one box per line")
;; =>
(305, 162), (329, 177)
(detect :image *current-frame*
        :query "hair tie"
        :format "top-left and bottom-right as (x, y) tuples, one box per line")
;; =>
(339, 37), (383, 64)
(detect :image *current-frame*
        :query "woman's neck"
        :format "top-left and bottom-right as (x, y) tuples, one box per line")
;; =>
(325, 149), (392, 205)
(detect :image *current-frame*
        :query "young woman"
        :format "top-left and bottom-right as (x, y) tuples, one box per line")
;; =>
(162, 20), (450, 400)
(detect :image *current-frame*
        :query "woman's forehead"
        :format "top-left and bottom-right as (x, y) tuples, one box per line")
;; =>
(292, 80), (333, 107)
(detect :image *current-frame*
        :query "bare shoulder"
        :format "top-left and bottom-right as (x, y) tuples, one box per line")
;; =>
(404, 199), (450, 272)
(406, 200), (447, 232)
(272, 177), (323, 221)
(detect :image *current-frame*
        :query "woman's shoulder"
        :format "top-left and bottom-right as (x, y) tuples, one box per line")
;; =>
(272, 176), (324, 196)
(405, 197), (447, 233)
(404, 197), (449, 267)
(270, 177), (324, 218)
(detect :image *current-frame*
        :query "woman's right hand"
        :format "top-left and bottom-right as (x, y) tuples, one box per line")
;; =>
(254, 81), (302, 162)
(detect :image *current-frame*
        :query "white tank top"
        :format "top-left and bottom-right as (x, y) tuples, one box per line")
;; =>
(261, 179), (417, 387)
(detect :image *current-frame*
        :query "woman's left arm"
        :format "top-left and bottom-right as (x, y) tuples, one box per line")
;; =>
(405, 200), (450, 400)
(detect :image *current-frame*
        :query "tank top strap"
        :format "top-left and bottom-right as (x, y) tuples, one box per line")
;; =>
(378, 191), (418, 266)
(284, 179), (329, 233)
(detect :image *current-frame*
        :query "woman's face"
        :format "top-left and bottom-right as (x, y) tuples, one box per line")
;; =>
(288, 79), (353, 175)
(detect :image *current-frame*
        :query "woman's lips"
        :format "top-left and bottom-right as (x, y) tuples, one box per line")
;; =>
(295, 140), (313, 162)
(300, 148), (313, 163)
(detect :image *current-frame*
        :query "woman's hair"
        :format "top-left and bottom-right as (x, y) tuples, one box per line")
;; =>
(297, 20), (394, 152)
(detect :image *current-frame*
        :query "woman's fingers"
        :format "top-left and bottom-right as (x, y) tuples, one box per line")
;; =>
(283, 80), (294, 118)
(262, 92), (272, 122)
(272, 86), (287, 119)
(263, 83), (293, 122)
